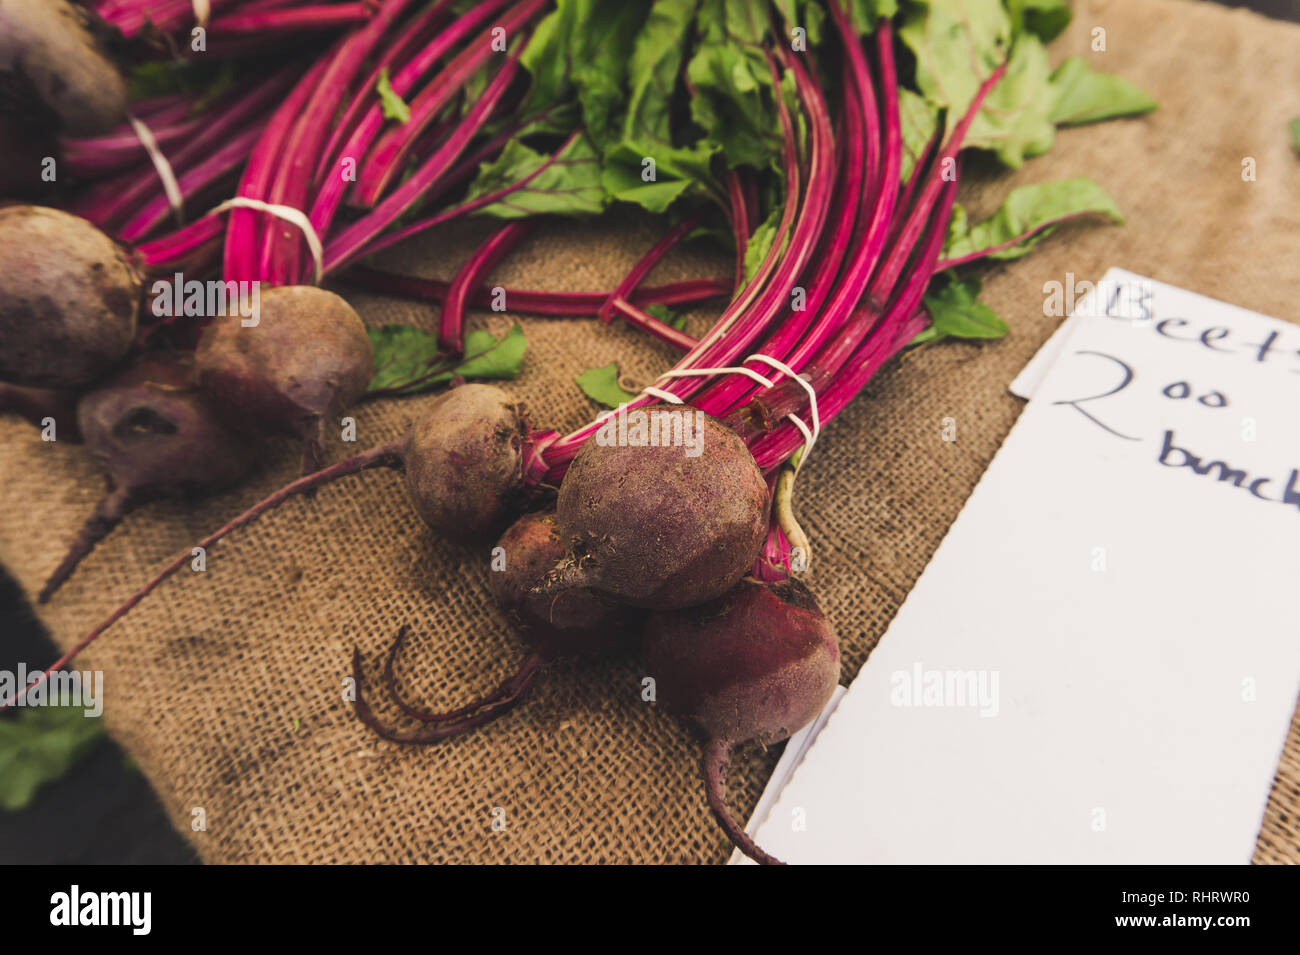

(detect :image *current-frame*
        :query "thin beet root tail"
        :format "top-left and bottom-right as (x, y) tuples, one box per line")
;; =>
(382, 624), (514, 723)
(703, 738), (787, 866)
(38, 486), (135, 603)
(3, 440), (406, 714)
(351, 646), (543, 744)
(299, 424), (326, 478)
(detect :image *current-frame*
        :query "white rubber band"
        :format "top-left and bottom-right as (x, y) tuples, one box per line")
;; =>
(127, 114), (184, 225)
(657, 365), (776, 390)
(208, 198), (325, 285)
(642, 353), (822, 466)
(192, 0), (210, 29)
(640, 385), (683, 404)
(744, 353), (820, 466)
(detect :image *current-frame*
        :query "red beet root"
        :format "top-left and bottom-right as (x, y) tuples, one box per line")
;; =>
(39, 351), (256, 602)
(402, 383), (528, 546)
(541, 408), (769, 609)
(195, 285), (373, 473)
(0, 0), (128, 137)
(0, 206), (140, 389)
(644, 577), (841, 865)
(489, 511), (639, 660)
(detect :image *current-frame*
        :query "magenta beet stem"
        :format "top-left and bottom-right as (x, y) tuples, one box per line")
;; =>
(596, 211), (704, 324)
(440, 220), (533, 353)
(322, 43), (524, 273)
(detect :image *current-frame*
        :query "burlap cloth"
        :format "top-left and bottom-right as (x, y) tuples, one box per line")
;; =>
(2, 0), (1298, 863)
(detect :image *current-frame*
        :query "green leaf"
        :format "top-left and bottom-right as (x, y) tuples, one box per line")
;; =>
(623, 0), (698, 150)
(686, 39), (782, 170)
(522, 0), (650, 137)
(576, 362), (638, 408)
(1290, 117), (1300, 156)
(1007, 0), (1072, 43)
(965, 32), (1057, 167)
(366, 324), (526, 397)
(368, 325), (441, 393)
(741, 201), (784, 284)
(465, 134), (607, 219)
(900, 2), (1059, 168)
(376, 68), (410, 124)
(844, 0), (898, 34)
(596, 0), (726, 213)
(940, 177), (1123, 265)
(913, 274), (1009, 345)
(898, 87), (940, 182)
(899, 0), (1011, 130)
(0, 705), (104, 811)
(1048, 57), (1159, 126)
(455, 325), (528, 382)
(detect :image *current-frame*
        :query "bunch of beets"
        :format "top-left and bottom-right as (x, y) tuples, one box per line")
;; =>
(0, 0), (1153, 863)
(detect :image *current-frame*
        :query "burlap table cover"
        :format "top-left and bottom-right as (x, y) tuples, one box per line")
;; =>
(2, 0), (1298, 863)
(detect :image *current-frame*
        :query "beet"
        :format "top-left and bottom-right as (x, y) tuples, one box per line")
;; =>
(0, 206), (140, 389)
(644, 577), (841, 865)
(0, 0), (127, 137)
(403, 383), (528, 546)
(195, 285), (374, 473)
(38, 352), (256, 602)
(541, 408), (769, 609)
(352, 510), (642, 745)
(488, 511), (638, 660)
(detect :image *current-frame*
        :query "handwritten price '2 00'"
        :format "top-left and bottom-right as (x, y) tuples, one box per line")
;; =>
(1052, 350), (1227, 441)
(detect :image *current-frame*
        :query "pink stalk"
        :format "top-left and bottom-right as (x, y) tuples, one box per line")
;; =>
(322, 46), (524, 274)
(350, 0), (546, 207)
(349, 123), (576, 262)
(223, 51), (335, 281)
(439, 220), (533, 353)
(261, 0), (421, 284)
(746, 178), (960, 469)
(596, 212), (704, 323)
(313, 0), (455, 185)
(725, 170), (750, 290)
(701, 17), (904, 421)
(867, 63), (1008, 299)
(207, 3), (375, 34)
(117, 123), (264, 241)
(691, 20), (878, 419)
(340, 268), (729, 318)
(76, 67), (299, 232)
(607, 298), (700, 353)
(308, 0), (514, 239)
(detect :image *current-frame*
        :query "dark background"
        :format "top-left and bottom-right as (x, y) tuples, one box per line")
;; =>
(2, 0), (1297, 865)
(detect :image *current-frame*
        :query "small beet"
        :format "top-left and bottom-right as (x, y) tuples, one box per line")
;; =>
(0, 206), (140, 389)
(38, 351), (256, 602)
(402, 383), (528, 545)
(353, 510), (642, 745)
(0, 0), (128, 136)
(195, 285), (374, 473)
(644, 577), (841, 865)
(541, 408), (769, 609)
(488, 511), (639, 660)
